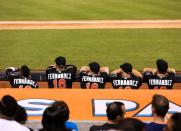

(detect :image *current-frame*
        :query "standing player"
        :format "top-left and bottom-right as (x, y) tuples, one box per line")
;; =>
(111, 63), (142, 89)
(46, 56), (77, 88)
(79, 62), (109, 89)
(5, 65), (38, 88)
(143, 59), (175, 89)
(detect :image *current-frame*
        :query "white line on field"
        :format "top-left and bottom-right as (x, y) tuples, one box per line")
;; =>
(0, 20), (181, 24)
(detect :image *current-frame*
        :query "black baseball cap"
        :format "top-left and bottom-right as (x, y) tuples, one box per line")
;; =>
(55, 56), (66, 67)
(120, 63), (132, 74)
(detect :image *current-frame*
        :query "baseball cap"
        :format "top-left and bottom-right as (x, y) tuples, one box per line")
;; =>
(120, 63), (132, 74)
(55, 56), (66, 67)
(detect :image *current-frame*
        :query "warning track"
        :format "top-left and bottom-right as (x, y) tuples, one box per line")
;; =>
(0, 20), (181, 30)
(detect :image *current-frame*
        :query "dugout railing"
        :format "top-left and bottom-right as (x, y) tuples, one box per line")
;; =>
(0, 71), (181, 89)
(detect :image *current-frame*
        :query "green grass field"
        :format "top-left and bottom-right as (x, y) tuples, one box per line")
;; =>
(1, 0), (181, 71)
(0, 0), (181, 20)
(0, 29), (180, 71)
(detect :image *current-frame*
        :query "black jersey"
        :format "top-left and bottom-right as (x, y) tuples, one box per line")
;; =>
(144, 72), (175, 89)
(111, 74), (142, 89)
(6, 69), (38, 88)
(46, 65), (77, 88)
(80, 71), (108, 89)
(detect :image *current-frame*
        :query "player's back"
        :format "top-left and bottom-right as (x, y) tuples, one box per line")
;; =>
(6, 68), (38, 88)
(144, 72), (175, 89)
(46, 65), (77, 88)
(80, 72), (108, 89)
(111, 73), (142, 89)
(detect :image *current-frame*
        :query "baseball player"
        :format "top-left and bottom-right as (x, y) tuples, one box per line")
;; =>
(79, 62), (109, 89)
(46, 56), (77, 88)
(111, 63), (143, 89)
(5, 65), (38, 88)
(143, 59), (175, 89)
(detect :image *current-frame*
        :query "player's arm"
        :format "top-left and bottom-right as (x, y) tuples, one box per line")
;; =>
(100, 67), (109, 74)
(46, 65), (56, 72)
(5, 67), (18, 73)
(80, 66), (90, 73)
(132, 69), (143, 78)
(46, 65), (54, 76)
(66, 64), (75, 69)
(111, 68), (123, 75)
(5, 67), (19, 79)
(36, 83), (39, 88)
(66, 65), (77, 74)
(47, 65), (56, 69)
(143, 68), (153, 73)
(143, 68), (157, 74)
(167, 68), (176, 74)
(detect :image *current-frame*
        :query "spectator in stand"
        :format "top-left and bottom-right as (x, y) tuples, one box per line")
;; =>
(120, 118), (145, 131)
(5, 65), (38, 88)
(143, 59), (175, 89)
(15, 105), (33, 131)
(0, 95), (30, 131)
(164, 113), (181, 131)
(145, 94), (169, 131)
(40, 101), (78, 131)
(111, 63), (143, 89)
(46, 56), (77, 88)
(90, 101), (125, 131)
(80, 62), (109, 89)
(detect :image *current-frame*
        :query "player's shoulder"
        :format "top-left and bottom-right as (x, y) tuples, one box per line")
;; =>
(46, 65), (56, 72)
(167, 72), (175, 76)
(79, 70), (88, 76)
(65, 65), (77, 72)
(167, 73), (176, 79)
(65, 64), (76, 68)
(143, 72), (154, 80)
(131, 74), (142, 80)
(100, 71), (108, 77)
(143, 72), (153, 76)
(5, 67), (20, 79)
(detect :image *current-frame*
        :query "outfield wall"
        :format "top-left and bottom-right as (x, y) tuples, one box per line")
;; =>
(0, 89), (180, 121)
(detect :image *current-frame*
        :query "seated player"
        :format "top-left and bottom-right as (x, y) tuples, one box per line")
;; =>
(5, 65), (38, 88)
(79, 62), (109, 89)
(46, 56), (77, 88)
(111, 63), (142, 89)
(143, 59), (175, 89)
